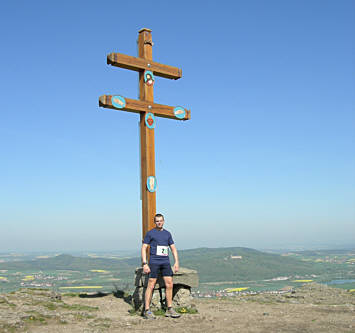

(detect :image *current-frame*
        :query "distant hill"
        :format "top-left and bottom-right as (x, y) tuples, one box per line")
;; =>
(0, 247), (343, 282)
(177, 247), (339, 282)
(293, 249), (355, 256)
(0, 254), (140, 273)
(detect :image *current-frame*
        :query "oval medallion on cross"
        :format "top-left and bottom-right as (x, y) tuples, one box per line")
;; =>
(173, 106), (186, 119)
(144, 70), (155, 86)
(111, 95), (126, 109)
(147, 176), (157, 192)
(145, 112), (156, 129)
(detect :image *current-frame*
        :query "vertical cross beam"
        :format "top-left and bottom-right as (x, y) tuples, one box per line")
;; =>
(99, 28), (191, 248)
(138, 28), (156, 239)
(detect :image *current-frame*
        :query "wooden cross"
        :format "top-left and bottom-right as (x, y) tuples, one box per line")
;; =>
(99, 28), (190, 240)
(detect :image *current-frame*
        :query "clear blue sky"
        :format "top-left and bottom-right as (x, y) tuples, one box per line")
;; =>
(1, 0), (354, 252)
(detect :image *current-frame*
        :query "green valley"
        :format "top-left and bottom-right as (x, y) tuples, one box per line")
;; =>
(0, 247), (354, 294)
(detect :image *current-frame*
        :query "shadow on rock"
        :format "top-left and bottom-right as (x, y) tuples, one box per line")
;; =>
(112, 284), (133, 305)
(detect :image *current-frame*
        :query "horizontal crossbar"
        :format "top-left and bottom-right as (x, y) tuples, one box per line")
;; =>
(107, 53), (182, 80)
(99, 95), (191, 121)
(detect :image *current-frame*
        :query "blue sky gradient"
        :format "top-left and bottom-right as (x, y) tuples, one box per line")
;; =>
(0, 0), (354, 251)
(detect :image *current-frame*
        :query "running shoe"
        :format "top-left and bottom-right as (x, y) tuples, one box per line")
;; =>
(165, 308), (181, 318)
(143, 309), (156, 319)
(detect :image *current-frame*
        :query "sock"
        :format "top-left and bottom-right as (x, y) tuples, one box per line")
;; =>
(168, 306), (172, 310)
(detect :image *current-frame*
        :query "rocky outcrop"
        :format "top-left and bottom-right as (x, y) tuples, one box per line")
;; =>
(132, 267), (199, 312)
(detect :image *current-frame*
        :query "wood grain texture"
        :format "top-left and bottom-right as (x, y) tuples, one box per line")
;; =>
(99, 95), (191, 121)
(107, 53), (182, 80)
(138, 29), (156, 241)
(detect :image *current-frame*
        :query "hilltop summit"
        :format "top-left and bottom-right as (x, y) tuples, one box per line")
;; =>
(0, 283), (354, 332)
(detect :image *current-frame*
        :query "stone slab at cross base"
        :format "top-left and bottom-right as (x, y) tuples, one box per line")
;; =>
(134, 266), (198, 288)
(132, 267), (199, 312)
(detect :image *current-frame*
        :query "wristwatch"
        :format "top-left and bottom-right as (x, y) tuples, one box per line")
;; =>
(142, 262), (147, 266)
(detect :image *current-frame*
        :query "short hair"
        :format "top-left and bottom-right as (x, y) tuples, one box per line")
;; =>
(154, 213), (164, 222)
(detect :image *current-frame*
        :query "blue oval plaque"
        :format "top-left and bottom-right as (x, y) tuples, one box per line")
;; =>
(144, 70), (155, 86)
(111, 95), (126, 109)
(145, 112), (156, 129)
(173, 106), (186, 119)
(147, 176), (157, 193)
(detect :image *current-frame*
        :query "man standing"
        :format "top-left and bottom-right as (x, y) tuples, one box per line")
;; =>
(141, 213), (181, 319)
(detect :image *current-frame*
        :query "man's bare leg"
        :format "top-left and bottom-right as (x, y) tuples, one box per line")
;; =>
(163, 276), (173, 307)
(163, 276), (180, 318)
(144, 278), (157, 310)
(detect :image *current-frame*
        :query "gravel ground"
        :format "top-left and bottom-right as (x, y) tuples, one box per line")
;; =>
(0, 283), (354, 333)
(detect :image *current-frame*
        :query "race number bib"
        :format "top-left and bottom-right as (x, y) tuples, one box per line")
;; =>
(156, 245), (169, 256)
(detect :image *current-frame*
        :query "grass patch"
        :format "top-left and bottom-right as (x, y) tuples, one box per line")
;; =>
(23, 315), (47, 324)
(153, 308), (166, 316)
(32, 292), (51, 296)
(61, 303), (99, 311)
(128, 308), (138, 316)
(73, 313), (96, 320)
(0, 297), (16, 307)
(28, 288), (48, 291)
(24, 310), (53, 319)
(43, 302), (58, 310)
(62, 292), (78, 297)
(176, 307), (198, 314)
(29, 300), (60, 309)
(89, 318), (112, 328)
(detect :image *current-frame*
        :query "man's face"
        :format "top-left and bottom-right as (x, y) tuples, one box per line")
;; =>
(154, 216), (164, 229)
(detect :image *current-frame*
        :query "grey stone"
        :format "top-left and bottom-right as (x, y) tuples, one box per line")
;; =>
(132, 284), (194, 312)
(132, 267), (198, 312)
(172, 267), (199, 288)
(172, 285), (193, 308)
(132, 286), (165, 312)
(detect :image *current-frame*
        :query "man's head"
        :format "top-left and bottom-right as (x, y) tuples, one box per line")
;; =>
(154, 213), (165, 230)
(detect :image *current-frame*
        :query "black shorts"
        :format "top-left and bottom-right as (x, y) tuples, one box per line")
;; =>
(149, 262), (173, 278)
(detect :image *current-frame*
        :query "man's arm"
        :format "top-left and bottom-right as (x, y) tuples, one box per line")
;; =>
(170, 244), (179, 273)
(141, 243), (150, 274)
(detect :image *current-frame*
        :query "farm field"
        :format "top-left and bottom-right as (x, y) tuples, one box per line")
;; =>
(0, 248), (354, 295)
(0, 269), (128, 294)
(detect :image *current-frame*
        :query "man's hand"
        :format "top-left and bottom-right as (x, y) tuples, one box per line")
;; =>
(141, 243), (149, 274)
(143, 264), (151, 274)
(170, 244), (179, 273)
(173, 262), (179, 273)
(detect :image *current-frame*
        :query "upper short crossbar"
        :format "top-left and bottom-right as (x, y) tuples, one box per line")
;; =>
(107, 53), (182, 80)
